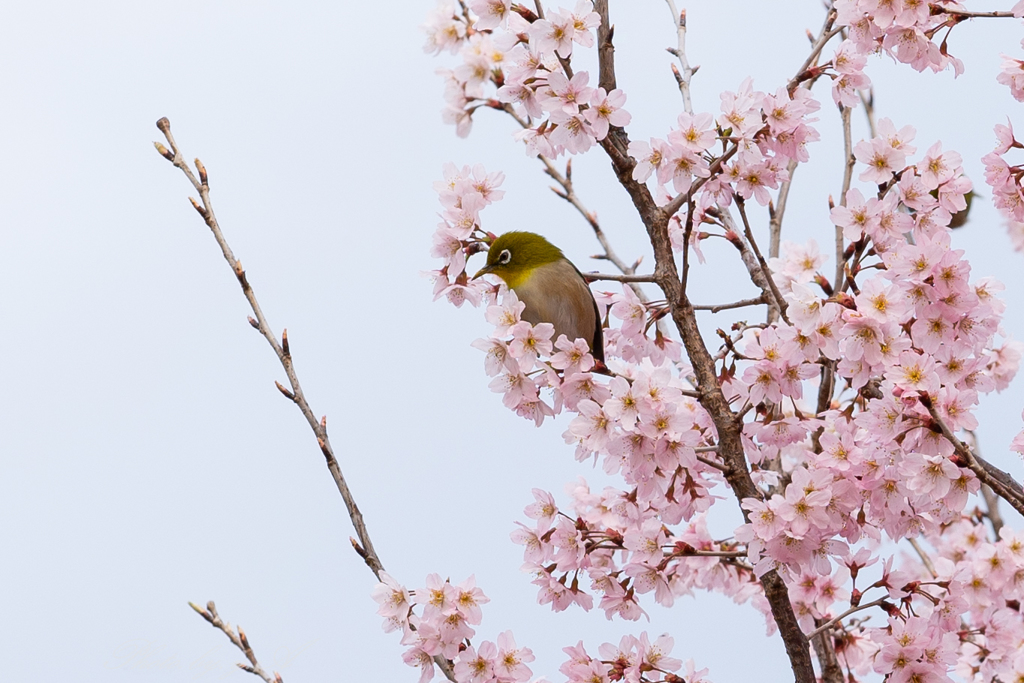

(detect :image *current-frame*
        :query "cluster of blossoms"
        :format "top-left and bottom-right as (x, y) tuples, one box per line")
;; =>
(982, 119), (1024, 260)
(415, 2), (1024, 683)
(422, 0), (630, 155)
(997, 1), (1024, 100)
(371, 572), (536, 683)
(372, 570), (702, 683)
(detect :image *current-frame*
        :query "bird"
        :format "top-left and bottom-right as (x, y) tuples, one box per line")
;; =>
(473, 231), (604, 363)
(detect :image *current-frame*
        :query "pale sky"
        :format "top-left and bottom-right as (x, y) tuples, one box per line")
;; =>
(2, 1), (1024, 681)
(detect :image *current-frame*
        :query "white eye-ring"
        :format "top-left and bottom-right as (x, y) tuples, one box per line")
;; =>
(498, 248), (512, 265)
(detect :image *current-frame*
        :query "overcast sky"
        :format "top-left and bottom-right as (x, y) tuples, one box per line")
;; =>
(2, 1), (1024, 681)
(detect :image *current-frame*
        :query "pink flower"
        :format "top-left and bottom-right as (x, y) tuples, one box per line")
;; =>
(494, 631), (535, 682)
(454, 642), (497, 683)
(530, 10), (576, 58)
(584, 87), (630, 140)
(508, 320), (555, 369)
(468, 0), (510, 30)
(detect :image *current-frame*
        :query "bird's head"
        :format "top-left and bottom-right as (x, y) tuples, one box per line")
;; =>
(472, 231), (565, 289)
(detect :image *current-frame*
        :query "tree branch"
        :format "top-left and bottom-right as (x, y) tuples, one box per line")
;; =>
(663, 1), (694, 113)
(919, 396), (1024, 519)
(155, 118), (457, 683)
(804, 598), (890, 641)
(693, 295), (768, 313)
(834, 105), (855, 293)
(189, 601), (283, 683)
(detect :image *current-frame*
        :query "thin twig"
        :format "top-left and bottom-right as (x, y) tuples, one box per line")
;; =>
(155, 117), (383, 579)
(663, 1), (694, 113)
(907, 538), (937, 578)
(963, 432), (1005, 537)
(769, 159), (799, 259)
(693, 295), (768, 313)
(584, 272), (657, 283)
(155, 119), (457, 683)
(785, 11), (841, 93)
(189, 601), (283, 683)
(734, 198), (791, 324)
(804, 598), (890, 641)
(770, 9), (838, 259)
(834, 105), (855, 293)
(939, 9), (1015, 18)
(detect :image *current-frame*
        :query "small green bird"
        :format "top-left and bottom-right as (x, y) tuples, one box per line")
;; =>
(473, 231), (604, 363)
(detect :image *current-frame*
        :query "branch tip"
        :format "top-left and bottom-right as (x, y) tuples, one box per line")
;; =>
(153, 141), (173, 161)
(275, 381), (295, 401)
(156, 117), (171, 134)
(188, 196), (207, 217)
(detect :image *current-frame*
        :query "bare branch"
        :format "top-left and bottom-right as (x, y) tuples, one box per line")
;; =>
(156, 119), (457, 683)
(692, 295), (768, 313)
(964, 432), (1005, 537)
(835, 105), (855, 292)
(804, 598), (891, 641)
(663, 1), (694, 113)
(583, 272), (657, 283)
(155, 117), (384, 579)
(189, 601), (282, 683)
(786, 10), (840, 93)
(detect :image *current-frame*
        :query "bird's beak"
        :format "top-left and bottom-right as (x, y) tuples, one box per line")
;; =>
(472, 265), (492, 280)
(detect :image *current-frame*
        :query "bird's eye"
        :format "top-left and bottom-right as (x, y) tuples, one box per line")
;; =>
(498, 249), (511, 265)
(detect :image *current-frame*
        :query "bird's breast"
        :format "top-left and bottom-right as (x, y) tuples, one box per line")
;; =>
(512, 260), (598, 350)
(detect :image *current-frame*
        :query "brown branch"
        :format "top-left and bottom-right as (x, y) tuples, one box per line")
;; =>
(593, 0), (616, 92)
(155, 118), (457, 683)
(589, 9), (814, 678)
(712, 204), (782, 322)
(920, 397), (1024, 519)
(734, 198), (790, 324)
(785, 10), (840, 93)
(189, 601), (283, 683)
(811, 625), (843, 683)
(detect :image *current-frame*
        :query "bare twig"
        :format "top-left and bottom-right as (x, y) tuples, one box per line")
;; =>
(834, 105), (855, 293)
(189, 601), (283, 683)
(156, 119), (457, 683)
(785, 10), (841, 93)
(663, 1), (694, 113)
(805, 598), (890, 641)
(769, 159), (799, 259)
(155, 117), (383, 579)
(693, 295), (768, 313)
(939, 9), (1015, 18)
(584, 272), (657, 283)
(964, 432), (1005, 537)
(907, 538), (938, 578)
(981, 484), (1005, 537)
